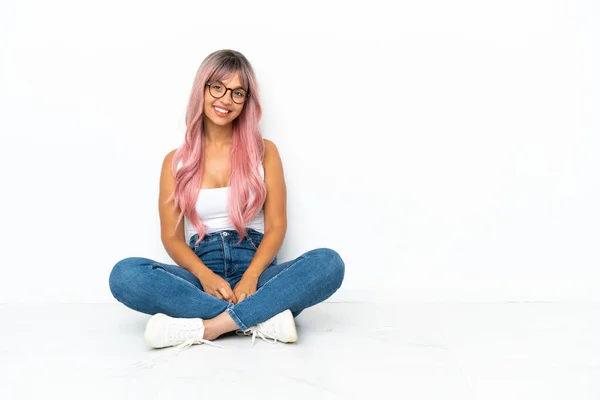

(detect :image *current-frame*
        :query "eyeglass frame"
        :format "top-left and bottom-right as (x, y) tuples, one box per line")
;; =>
(205, 81), (250, 104)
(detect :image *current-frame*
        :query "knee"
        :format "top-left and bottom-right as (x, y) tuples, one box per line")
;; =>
(108, 257), (147, 300)
(305, 248), (345, 288)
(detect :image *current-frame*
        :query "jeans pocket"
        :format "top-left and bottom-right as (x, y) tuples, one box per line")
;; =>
(246, 235), (260, 250)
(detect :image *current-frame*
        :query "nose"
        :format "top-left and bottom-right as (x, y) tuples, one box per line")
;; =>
(220, 89), (234, 105)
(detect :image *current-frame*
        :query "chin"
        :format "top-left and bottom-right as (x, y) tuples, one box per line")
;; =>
(212, 117), (233, 125)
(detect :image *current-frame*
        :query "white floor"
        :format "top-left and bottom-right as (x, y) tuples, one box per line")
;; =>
(1, 302), (599, 399)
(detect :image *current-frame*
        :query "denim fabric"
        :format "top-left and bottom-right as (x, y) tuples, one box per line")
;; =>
(108, 228), (345, 330)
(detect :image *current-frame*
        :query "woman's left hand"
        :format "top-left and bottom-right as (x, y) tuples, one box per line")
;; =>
(233, 275), (258, 304)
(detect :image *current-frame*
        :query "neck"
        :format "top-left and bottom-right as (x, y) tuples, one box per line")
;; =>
(203, 117), (233, 148)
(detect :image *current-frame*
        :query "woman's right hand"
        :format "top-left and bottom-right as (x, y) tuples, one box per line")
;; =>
(198, 271), (238, 303)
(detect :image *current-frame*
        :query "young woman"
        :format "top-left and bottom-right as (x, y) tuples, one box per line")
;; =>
(108, 49), (345, 351)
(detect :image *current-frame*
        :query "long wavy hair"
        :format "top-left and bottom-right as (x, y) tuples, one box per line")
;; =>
(167, 49), (267, 246)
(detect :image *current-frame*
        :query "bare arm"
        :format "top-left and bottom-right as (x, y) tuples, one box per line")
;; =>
(244, 139), (287, 279)
(159, 150), (212, 280)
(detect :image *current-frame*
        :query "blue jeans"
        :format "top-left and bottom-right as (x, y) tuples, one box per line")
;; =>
(108, 228), (345, 330)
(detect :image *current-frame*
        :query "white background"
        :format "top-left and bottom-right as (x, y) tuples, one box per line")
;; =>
(0, 0), (598, 303)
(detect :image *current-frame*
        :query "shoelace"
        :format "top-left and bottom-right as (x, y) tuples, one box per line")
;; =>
(164, 320), (222, 353)
(236, 324), (278, 345)
(175, 336), (221, 353)
(134, 325), (222, 369)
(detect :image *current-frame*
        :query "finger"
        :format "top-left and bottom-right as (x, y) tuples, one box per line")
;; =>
(218, 287), (231, 301)
(226, 287), (237, 303)
(225, 287), (238, 303)
(213, 290), (224, 300)
(238, 293), (247, 302)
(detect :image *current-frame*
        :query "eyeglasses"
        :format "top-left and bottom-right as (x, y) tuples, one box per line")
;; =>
(206, 81), (249, 104)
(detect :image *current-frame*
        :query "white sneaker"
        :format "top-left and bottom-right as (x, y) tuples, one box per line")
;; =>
(144, 313), (221, 353)
(236, 309), (298, 345)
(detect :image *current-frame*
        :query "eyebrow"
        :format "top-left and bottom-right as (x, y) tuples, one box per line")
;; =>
(218, 81), (245, 90)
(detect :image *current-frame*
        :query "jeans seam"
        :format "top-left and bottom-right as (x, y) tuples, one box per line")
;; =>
(226, 305), (247, 330)
(151, 264), (230, 306)
(257, 254), (307, 290)
(226, 254), (307, 328)
(246, 235), (258, 250)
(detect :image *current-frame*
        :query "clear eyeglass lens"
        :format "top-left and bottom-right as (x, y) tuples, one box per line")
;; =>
(232, 89), (247, 103)
(209, 82), (247, 103)
(209, 83), (225, 97)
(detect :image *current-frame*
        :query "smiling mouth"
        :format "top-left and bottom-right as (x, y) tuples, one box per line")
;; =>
(213, 106), (231, 116)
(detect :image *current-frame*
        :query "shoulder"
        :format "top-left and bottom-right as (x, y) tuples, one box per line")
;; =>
(262, 139), (284, 179)
(164, 148), (177, 163)
(166, 148), (179, 163)
(262, 139), (281, 162)
(164, 149), (177, 163)
(162, 148), (178, 175)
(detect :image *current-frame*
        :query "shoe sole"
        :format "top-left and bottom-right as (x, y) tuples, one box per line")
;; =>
(281, 309), (298, 343)
(144, 313), (168, 348)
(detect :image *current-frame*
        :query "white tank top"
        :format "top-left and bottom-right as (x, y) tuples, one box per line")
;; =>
(176, 160), (265, 240)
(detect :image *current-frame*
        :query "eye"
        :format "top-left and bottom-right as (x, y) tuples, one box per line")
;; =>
(234, 90), (244, 97)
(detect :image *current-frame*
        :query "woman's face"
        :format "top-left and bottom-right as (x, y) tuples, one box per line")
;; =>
(203, 71), (246, 126)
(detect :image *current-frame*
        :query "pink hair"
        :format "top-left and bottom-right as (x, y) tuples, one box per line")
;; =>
(167, 49), (267, 246)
